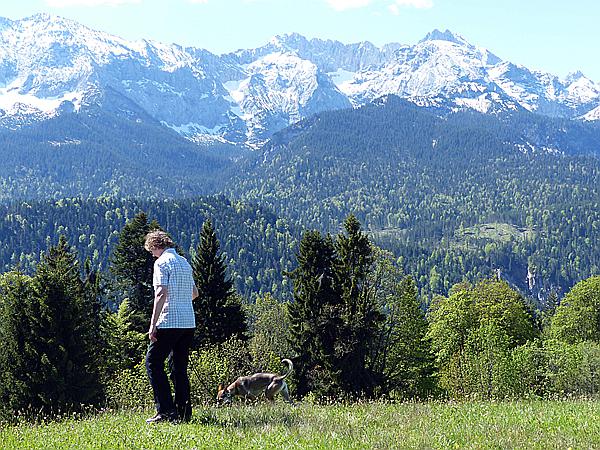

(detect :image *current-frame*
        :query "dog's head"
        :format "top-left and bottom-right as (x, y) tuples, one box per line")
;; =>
(216, 383), (232, 406)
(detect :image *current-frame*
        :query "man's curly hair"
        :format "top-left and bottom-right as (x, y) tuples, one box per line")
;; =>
(144, 230), (175, 251)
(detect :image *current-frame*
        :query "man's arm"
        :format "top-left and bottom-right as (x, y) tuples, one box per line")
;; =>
(192, 284), (199, 300)
(148, 285), (168, 342)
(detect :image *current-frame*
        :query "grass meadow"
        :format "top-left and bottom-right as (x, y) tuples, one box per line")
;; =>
(1, 400), (598, 449)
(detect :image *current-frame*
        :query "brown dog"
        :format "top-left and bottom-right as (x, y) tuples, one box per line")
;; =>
(217, 359), (294, 405)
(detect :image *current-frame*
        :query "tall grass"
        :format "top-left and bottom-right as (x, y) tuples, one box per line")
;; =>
(1, 400), (598, 449)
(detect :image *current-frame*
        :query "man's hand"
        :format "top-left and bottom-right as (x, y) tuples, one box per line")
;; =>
(148, 324), (158, 342)
(149, 285), (167, 343)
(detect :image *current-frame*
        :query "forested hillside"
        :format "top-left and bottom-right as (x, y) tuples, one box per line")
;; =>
(226, 96), (600, 299)
(2, 95), (600, 301)
(0, 196), (297, 300)
(0, 109), (245, 200)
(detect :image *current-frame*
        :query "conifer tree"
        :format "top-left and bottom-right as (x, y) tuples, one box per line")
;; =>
(83, 257), (103, 353)
(110, 212), (158, 332)
(20, 236), (102, 411)
(334, 214), (383, 396)
(192, 219), (246, 347)
(287, 230), (342, 397)
(101, 298), (146, 374)
(541, 289), (560, 330)
(0, 270), (35, 416)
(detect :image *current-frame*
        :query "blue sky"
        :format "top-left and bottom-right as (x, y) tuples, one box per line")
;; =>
(2, 0), (599, 82)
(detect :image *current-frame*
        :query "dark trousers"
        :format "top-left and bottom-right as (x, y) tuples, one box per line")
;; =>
(146, 328), (194, 419)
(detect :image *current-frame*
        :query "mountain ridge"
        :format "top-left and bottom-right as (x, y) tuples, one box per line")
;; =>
(0, 14), (598, 148)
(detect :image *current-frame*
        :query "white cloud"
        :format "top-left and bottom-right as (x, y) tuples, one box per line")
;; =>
(45, 0), (141, 6)
(326, 0), (372, 11)
(326, 0), (432, 12)
(389, 0), (433, 12)
(188, 0), (209, 3)
(388, 4), (400, 14)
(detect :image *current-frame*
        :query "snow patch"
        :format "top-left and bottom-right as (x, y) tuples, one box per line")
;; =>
(223, 79), (246, 104)
(0, 86), (82, 114)
(328, 68), (356, 88)
(564, 74), (600, 105)
(513, 142), (563, 155)
(162, 121), (226, 136)
(48, 138), (81, 147)
(454, 93), (492, 113)
(581, 105), (600, 121)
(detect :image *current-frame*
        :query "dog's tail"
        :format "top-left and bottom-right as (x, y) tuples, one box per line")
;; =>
(276, 358), (294, 380)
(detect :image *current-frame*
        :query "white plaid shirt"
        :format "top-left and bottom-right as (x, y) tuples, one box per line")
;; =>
(153, 248), (196, 329)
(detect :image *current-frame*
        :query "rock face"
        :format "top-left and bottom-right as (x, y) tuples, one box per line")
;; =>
(0, 15), (599, 146)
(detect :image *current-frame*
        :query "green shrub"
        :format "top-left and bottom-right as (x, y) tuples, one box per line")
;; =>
(438, 322), (515, 399)
(188, 336), (253, 405)
(246, 294), (293, 372)
(428, 280), (538, 400)
(443, 339), (600, 400)
(507, 341), (548, 397)
(547, 276), (600, 344)
(544, 339), (600, 396)
(104, 361), (152, 411)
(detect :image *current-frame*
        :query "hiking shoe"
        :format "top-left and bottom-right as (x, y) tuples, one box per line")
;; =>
(146, 412), (177, 424)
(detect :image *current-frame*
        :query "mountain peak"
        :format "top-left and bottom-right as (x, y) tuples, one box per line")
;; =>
(269, 32), (309, 50)
(565, 70), (586, 83)
(23, 12), (65, 24)
(0, 16), (13, 29)
(27, 12), (53, 20)
(18, 13), (94, 35)
(419, 29), (468, 46)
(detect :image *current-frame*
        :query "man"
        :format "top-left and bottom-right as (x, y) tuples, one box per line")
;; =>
(144, 230), (199, 424)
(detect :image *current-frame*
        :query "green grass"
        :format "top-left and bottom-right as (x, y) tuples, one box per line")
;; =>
(455, 222), (534, 244)
(1, 400), (598, 449)
(368, 222), (534, 252)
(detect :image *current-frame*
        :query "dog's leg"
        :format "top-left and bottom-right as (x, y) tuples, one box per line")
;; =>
(265, 381), (282, 402)
(240, 391), (256, 405)
(280, 382), (293, 404)
(280, 383), (291, 403)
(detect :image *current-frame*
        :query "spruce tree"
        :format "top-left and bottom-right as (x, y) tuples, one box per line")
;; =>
(0, 270), (35, 416)
(192, 219), (246, 347)
(334, 214), (383, 396)
(101, 298), (146, 374)
(23, 236), (102, 411)
(287, 230), (342, 397)
(83, 257), (103, 357)
(110, 212), (158, 332)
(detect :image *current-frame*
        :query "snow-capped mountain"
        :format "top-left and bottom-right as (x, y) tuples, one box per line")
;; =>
(0, 14), (245, 141)
(326, 30), (600, 116)
(335, 30), (515, 112)
(221, 50), (350, 144)
(0, 14), (599, 148)
(232, 29), (600, 122)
